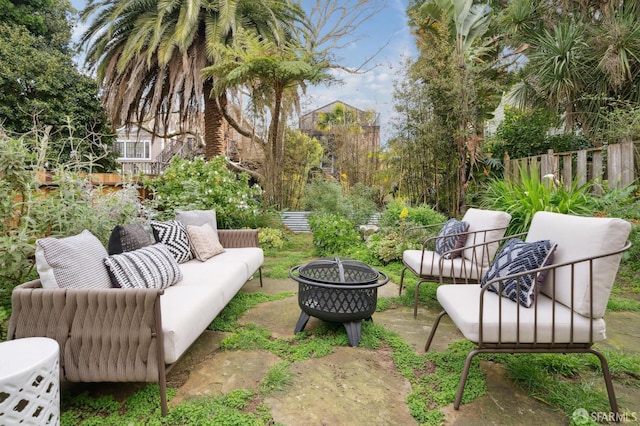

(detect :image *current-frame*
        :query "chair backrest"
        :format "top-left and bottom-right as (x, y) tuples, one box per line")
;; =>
(461, 208), (512, 266)
(526, 211), (631, 319)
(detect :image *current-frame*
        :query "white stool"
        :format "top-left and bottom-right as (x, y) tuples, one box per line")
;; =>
(0, 337), (60, 425)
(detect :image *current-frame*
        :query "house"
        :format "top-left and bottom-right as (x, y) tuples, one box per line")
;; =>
(114, 111), (263, 175)
(299, 101), (380, 186)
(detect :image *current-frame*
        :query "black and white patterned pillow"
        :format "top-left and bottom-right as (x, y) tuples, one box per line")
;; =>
(107, 224), (153, 255)
(150, 220), (193, 263)
(435, 218), (470, 258)
(104, 244), (182, 289)
(480, 239), (556, 308)
(35, 229), (113, 289)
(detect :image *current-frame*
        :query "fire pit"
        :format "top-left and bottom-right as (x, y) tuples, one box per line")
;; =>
(289, 257), (389, 347)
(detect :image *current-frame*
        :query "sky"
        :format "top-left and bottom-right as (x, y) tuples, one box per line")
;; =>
(70, 0), (415, 145)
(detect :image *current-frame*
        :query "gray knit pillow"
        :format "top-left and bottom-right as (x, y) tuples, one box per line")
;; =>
(104, 244), (182, 289)
(35, 230), (113, 289)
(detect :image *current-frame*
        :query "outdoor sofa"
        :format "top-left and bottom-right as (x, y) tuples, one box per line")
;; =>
(8, 210), (263, 416)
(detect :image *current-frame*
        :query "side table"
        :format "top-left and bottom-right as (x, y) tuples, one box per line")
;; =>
(0, 337), (60, 425)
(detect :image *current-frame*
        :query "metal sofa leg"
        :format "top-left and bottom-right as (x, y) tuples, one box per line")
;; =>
(259, 267), (263, 287)
(454, 349), (480, 410)
(588, 348), (620, 418)
(424, 311), (448, 352)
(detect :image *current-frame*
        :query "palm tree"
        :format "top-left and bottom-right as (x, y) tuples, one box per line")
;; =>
(78, 0), (305, 159)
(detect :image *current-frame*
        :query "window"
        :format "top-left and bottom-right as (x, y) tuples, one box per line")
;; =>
(114, 139), (151, 160)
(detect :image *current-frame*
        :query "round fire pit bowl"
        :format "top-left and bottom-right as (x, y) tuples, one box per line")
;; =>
(289, 257), (389, 347)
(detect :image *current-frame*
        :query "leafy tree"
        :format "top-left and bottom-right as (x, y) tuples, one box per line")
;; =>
(79, 0), (306, 160)
(203, 29), (330, 208)
(281, 129), (323, 210)
(0, 0), (72, 51)
(0, 24), (117, 171)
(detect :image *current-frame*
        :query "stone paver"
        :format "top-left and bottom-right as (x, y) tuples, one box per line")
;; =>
(168, 277), (639, 425)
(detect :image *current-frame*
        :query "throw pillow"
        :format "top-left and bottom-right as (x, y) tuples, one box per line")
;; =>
(480, 239), (556, 308)
(104, 244), (182, 289)
(35, 229), (113, 289)
(175, 209), (218, 232)
(150, 220), (193, 263)
(435, 218), (470, 258)
(185, 223), (225, 261)
(107, 224), (153, 255)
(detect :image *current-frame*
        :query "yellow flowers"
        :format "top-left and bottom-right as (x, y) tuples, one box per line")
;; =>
(399, 207), (409, 220)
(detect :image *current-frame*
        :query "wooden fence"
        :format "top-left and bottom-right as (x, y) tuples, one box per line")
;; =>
(503, 141), (637, 193)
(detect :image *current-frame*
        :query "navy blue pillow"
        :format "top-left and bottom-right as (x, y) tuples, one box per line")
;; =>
(435, 219), (469, 258)
(481, 239), (556, 307)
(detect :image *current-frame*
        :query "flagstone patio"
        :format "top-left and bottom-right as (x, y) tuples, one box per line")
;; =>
(163, 277), (640, 425)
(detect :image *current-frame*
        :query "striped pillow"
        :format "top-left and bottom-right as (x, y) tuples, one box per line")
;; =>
(104, 244), (183, 289)
(150, 220), (193, 263)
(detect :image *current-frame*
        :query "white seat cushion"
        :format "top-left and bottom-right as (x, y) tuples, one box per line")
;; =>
(437, 284), (607, 344)
(212, 247), (264, 279)
(403, 250), (484, 281)
(526, 211), (631, 318)
(460, 209), (512, 266)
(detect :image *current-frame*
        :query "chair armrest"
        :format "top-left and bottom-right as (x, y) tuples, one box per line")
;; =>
(8, 280), (164, 382)
(477, 239), (632, 344)
(218, 229), (259, 248)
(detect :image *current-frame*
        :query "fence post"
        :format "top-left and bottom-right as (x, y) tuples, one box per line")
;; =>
(621, 141), (634, 188)
(503, 153), (511, 181)
(562, 154), (572, 189)
(592, 149), (603, 195)
(608, 144), (621, 189)
(576, 150), (587, 187)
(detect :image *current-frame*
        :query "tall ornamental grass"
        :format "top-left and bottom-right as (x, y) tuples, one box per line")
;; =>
(480, 166), (596, 235)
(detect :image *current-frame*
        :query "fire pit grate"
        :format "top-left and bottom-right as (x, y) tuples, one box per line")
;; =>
(290, 258), (389, 346)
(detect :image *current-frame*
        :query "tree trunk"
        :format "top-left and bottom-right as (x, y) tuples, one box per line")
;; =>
(203, 80), (226, 160)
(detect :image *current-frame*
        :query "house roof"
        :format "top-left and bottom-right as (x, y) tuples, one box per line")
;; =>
(301, 100), (368, 117)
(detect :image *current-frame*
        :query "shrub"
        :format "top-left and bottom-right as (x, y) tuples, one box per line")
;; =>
(258, 228), (285, 250)
(0, 135), (142, 312)
(308, 212), (362, 256)
(379, 200), (446, 229)
(480, 166), (596, 235)
(143, 156), (263, 229)
(302, 179), (377, 226)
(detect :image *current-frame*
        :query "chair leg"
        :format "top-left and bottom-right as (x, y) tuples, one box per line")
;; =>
(588, 348), (620, 417)
(399, 267), (407, 295)
(454, 349), (480, 410)
(424, 311), (447, 352)
(413, 280), (426, 318)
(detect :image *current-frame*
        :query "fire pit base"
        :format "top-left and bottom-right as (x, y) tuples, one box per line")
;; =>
(294, 312), (371, 347)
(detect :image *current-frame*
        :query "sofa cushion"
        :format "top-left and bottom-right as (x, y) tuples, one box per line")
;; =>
(161, 260), (247, 364)
(107, 224), (153, 255)
(437, 284), (607, 344)
(175, 209), (218, 232)
(35, 230), (113, 289)
(211, 248), (264, 281)
(480, 239), (556, 308)
(461, 209), (512, 266)
(525, 211), (631, 318)
(435, 219), (469, 258)
(150, 220), (193, 263)
(185, 223), (224, 261)
(104, 244), (182, 289)
(403, 249), (484, 281)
